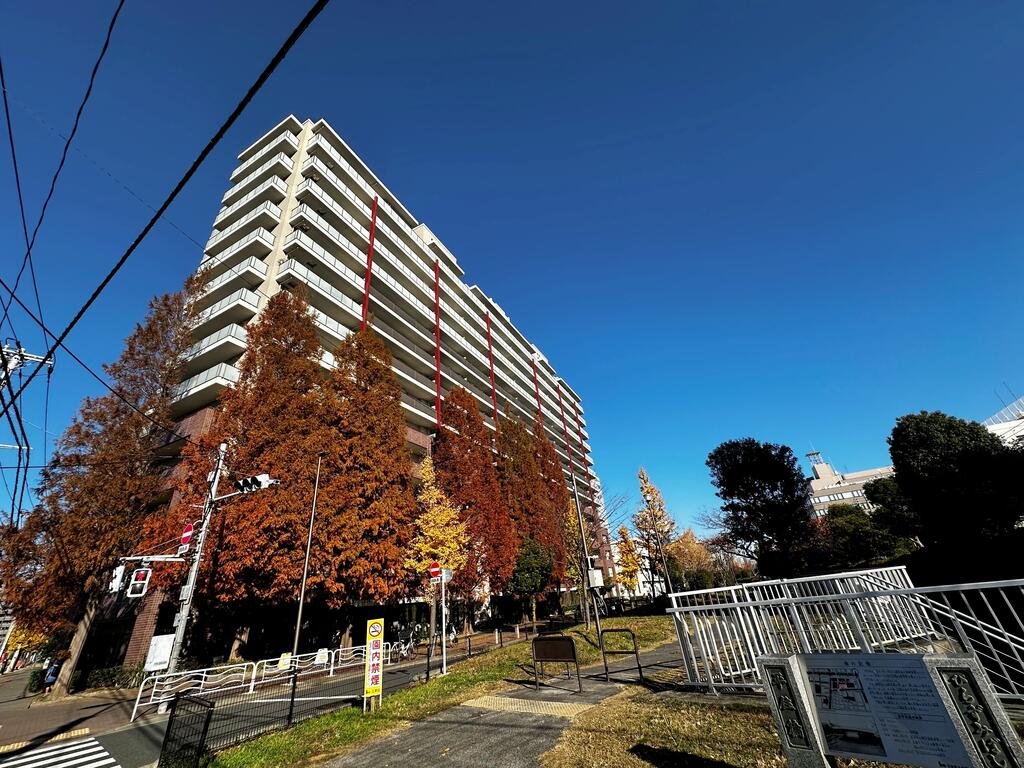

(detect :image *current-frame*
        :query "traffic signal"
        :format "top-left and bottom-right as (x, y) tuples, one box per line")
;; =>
(108, 564), (125, 593)
(126, 567), (152, 598)
(233, 473), (278, 493)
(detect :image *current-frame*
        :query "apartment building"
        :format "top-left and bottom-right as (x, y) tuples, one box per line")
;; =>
(807, 451), (894, 516)
(174, 115), (613, 575)
(983, 398), (1024, 445)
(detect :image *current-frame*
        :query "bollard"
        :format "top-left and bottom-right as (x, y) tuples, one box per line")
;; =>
(425, 638), (432, 682)
(499, 629), (504, 648)
(287, 670), (298, 726)
(468, 634), (473, 658)
(494, 629), (499, 646)
(515, 625), (520, 639)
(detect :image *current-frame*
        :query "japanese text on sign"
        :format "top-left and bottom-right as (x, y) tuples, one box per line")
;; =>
(364, 618), (385, 698)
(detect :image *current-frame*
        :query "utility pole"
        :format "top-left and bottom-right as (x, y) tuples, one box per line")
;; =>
(570, 474), (602, 637)
(0, 343), (53, 389)
(293, 452), (324, 657)
(166, 443), (227, 675)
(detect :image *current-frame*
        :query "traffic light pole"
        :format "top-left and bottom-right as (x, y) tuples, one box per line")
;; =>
(166, 443), (227, 675)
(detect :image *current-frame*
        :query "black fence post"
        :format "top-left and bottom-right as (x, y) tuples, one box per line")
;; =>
(287, 669), (298, 726)
(425, 636), (432, 682)
(467, 634), (472, 658)
(499, 629), (504, 648)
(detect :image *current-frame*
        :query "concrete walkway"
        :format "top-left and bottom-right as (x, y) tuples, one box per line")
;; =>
(322, 643), (686, 768)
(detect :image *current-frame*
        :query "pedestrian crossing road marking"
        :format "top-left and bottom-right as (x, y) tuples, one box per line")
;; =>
(0, 736), (120, 767)
(0, 729), (91, 754)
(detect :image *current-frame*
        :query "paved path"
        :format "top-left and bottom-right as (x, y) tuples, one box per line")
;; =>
(322, 643), (686, 768)
(0, 737), (122, 768)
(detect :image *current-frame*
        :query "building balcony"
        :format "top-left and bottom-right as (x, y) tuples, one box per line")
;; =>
(192, 288), (260, 339)
(213, 177), (288, 230)
(182, 324), (247, 377)
(231, 129), (299, 182)
(172, 362), (240, 415)
(197, 255), (268, 309)
(200, 228), (275, 283)
(204, 204), (279, 257)
(236, 115), (301, 165)
(221, 152), (293, 207)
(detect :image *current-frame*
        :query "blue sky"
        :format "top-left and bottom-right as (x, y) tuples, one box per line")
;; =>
(2, 1), (1023, 533)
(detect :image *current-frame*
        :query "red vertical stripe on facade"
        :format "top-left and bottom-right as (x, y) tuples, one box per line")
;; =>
(433, 259), (443, 429)
(485, 312), (500, 431)
(361, 195), (379, 331)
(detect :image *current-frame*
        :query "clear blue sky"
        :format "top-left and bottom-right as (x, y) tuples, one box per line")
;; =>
(2, 1), (1023, 533)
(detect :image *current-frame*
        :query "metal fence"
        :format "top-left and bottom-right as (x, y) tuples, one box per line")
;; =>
(667, 569), (1024, 704)
(158, 695), (214, 768)
(133, 646), (368, 721)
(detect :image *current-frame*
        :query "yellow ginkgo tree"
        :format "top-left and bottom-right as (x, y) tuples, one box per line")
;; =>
(406, 457), (469, 582)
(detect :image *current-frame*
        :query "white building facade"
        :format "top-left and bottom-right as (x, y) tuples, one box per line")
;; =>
(174, 116), (613, 572)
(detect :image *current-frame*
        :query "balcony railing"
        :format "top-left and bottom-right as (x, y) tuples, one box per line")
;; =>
(213, 177), (288, 229)
(221, 152), (293, 207)
(173, 362), (240, 401)
(204, 204), (280, 255)
(198, 256), (267, 306)
(230, 131), (298, 182)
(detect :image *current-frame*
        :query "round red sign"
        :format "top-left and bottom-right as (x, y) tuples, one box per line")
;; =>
(181, 522), (194, 546)
(428, 561), (441, 578)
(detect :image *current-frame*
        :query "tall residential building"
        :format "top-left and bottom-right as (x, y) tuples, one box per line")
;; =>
(806, 451), (894, 517)
(173, 115), (613, 574)
(983, 397), (1024, 445)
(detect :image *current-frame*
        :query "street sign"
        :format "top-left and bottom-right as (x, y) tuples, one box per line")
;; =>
(277, 652), (292, 671)
(180, 522), (194, 546)
(108, 564), (125, 593)
(428, 562), (441, 579)
(144, 634), (175, 672)
(126, 567), (152, 598)
(441, 568), (453, 583)
(429, 576), (441, 585)
(364, 618), (385, 699)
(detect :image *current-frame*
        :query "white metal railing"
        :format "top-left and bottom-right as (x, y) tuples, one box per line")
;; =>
(132, 645), (371, 721)
(230, 130), (298, 182)
(221, 152), (292, 206)
(199, 256), (267, 301)
(214, 176), (288, 227)
(205, 204), (280, 255)
(667, 571), (1024, 703)
(172, 362), (240, 400)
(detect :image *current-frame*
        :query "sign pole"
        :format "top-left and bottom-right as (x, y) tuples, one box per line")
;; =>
(440, 572), (448, 675)
(167, 442), (226, 675)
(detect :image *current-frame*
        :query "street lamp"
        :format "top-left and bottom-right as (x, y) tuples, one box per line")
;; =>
(293, 451), (326, 657)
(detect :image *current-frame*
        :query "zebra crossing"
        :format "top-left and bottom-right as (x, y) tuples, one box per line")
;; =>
(0, 737), (121, 768)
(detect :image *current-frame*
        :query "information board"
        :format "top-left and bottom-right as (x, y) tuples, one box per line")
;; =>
(364, 618), (385, 698)
(143, 633), (175, 672)
(798, 654), (971, 768)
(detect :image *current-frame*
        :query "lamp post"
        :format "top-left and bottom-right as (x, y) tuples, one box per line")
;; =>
(293, 451), (325, 657)
(570, 474), (602, 637)
(642, 490), (675, 597)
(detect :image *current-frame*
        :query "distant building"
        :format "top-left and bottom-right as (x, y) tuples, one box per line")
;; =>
(806, 451), (894, 517)
(983, 398), (1024, 445)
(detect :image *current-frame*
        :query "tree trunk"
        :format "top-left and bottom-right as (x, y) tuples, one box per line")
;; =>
(340, 620), (353, 649)
(530, 595), (537, 629)
(230, 626), (250, 660)
(54, 599), (98, 697)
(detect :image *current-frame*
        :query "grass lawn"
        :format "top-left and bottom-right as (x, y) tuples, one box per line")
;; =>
(207, 615), (677, 768)
(541, 686), (915, 768)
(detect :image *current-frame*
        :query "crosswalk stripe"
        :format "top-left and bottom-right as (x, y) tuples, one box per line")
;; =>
(0, 738), (119, 768)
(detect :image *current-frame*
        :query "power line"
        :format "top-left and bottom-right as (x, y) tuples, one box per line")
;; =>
(0, 0), (126, 337)
(0, 0), (330, 423)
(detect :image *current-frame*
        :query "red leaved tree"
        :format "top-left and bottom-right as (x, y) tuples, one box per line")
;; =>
(433, 387), (517, 595)
(533, 419), (570, 582)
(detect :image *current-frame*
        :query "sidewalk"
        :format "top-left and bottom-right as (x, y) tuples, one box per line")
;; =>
(321, 643), (686, 768)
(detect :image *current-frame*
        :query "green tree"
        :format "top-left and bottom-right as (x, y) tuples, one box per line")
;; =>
(705, 438), (814, 577)
(509, 537), (553, 625)
(887, 411), (1022, 545)
(811, 504), (916, 570)
(863, 476), (921, 543)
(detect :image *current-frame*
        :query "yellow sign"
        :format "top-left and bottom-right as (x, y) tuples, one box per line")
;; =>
(277, 652), (292, 671)
(364, 618), (385, 698)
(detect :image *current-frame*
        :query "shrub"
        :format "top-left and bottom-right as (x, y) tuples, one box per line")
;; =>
(26, 669), (45, 693)
(73, 664), (146, 691)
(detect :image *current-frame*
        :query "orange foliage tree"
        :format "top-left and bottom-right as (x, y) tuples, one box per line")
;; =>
(433, 387), (517, 595)
(532, 419), (569, 582)
(1, 284), (197, 639)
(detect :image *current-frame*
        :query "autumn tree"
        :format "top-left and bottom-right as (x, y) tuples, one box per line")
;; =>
(614, 525), (642, 597)
(406, 457), (469, 577)
(509, 537), (553, 626)
(564, 499), (585, 607)
(665, 529), (715, 590)
(433, 387), (517, 595)
(496, 416), (546, 542)
(705, 439), (813, 578)
(633, 468), (677, 595)
(323, 328), (418, 604)
(0, 282), (198, 690)
(532, 420), (569, 582)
